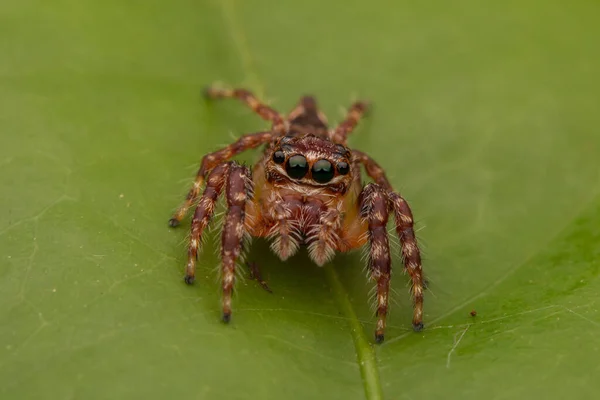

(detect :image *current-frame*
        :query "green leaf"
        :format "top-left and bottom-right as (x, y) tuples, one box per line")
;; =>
(1, 0), (599, 399)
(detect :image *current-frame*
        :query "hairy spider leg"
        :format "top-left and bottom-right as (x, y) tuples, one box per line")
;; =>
(204, 86), (285, 126)
(220, 163), (253, 322)
(351, 150), (392, 190)
(389, 192), (424, 331)
(185, 163), (230, 284)
(360, 183), (392, 343)
(169, 131), (273, 227)
(170, 85), (287, 227)
(330, 101), (369, 144)
(355, 150), (425, 332)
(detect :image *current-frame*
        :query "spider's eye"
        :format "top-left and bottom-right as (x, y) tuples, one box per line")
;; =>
(312, 159), (335, 183)
(337, 161), (350, 175)
(286, 155), (308, 179)
(272, 150), (285, 164)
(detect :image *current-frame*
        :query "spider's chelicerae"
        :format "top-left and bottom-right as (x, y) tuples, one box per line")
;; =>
(169, 85), (424, 342)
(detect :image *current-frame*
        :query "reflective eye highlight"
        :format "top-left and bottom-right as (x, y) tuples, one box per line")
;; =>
(286, 155), (308, 179)
(272, 150), (285, 164)
(337, 161), (350, 175)
(312, 159), (334, 183)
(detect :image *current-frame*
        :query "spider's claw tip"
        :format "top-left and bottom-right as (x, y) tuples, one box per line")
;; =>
(375, 333), (385, 344)
(222, 312), (231, 323)
(413, 322), (424, 332)
(168, 218), (180, 228)
(183, 275), (195, 285)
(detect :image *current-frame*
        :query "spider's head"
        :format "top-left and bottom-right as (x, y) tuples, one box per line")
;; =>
(265, 134), (354, 193)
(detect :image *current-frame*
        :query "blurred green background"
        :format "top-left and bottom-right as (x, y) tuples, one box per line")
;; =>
(1, 0), (599, 399)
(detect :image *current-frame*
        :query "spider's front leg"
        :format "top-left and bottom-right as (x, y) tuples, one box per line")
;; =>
(185, 161), (253, 322)
(169, 130), (273, 227)
(220, 163), (253, 322)
(360, 183), (393, 343)
(355, 151), (425, 337)
(185, 163), (230, 284)
(359, 183), (425, 343)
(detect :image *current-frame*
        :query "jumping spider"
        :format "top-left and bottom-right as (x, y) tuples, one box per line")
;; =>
(169, 85), (424, 342)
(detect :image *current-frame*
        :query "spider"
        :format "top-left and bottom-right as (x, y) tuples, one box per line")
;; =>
(168, 85), (424, 343)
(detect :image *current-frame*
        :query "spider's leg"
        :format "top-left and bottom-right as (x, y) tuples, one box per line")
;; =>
(352, 150), (392, 190)
(389, 192), (424, 331)
(204, 85), (285, 127)
(221, 163), (254, 322)
(185, 162), (230, 284)
(245, 262), (272, 293)
(354, 149), (425, 331)
(360, 183), (392, 343)
(169, 130), (273, 227)
(330, 101), (369, 144)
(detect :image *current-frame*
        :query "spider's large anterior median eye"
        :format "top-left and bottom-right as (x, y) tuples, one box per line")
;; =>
(312, 159), (335, 183)
(286, 155), (308, 179)
(272, 150), (285, 164)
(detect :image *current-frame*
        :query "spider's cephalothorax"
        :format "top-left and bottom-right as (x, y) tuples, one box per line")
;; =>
(169, 85), (425, 343)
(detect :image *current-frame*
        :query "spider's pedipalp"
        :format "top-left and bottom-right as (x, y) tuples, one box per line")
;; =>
(306, 206), (341, 266)
(264, 192), (304, 257)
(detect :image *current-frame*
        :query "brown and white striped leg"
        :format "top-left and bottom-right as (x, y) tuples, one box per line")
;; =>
(169, 130), (273, 227)
(389, 192), (424, 331)
(352, 150), (392, 190)
(330, 101), (369, 144)
(360, 183), (392, 343)
(221, 163), (253, 322)
(204, 85), (284, 126)
(185, 163), (231, 284)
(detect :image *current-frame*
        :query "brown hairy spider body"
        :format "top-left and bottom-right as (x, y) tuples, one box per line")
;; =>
(169, 85), (424, 342)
